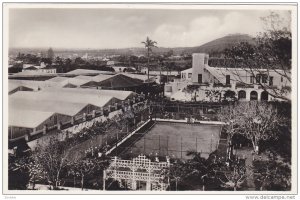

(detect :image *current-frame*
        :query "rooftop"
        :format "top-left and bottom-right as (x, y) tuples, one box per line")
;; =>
(9, 97), (91, 117)
(97, 74), (143, 89)
(46, 76), (69, 83)
(9, 108), (55, 128)
(66, 69), (115, 75)
(11, 90), (119, 108)
(43, 87), (137, 100)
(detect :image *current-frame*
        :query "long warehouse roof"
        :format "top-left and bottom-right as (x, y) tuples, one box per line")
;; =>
(11, 91), (119, 108)
(9, 97), (92, 117)
(9, 109), (56, 129)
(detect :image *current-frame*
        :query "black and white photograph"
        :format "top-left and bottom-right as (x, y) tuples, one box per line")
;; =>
(2, 2), (298, 196)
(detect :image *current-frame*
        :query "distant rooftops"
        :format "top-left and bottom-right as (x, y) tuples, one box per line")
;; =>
(66, 69), (115, 75)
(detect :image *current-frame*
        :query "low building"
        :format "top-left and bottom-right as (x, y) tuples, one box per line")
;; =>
(11, 90), (121, 112)
(9, 98), (99, 125)
(8, 109), (68, 141)
(112, 66), (136, 73)
(22, 62), (56, 74)
(165, 53), (291, 102)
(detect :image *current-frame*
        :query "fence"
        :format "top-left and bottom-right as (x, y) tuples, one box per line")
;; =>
(108, 119), (223, 160)
(66, 107), (151, 160)
(149, 102), (224, 121)
(115, 133), (220, 160)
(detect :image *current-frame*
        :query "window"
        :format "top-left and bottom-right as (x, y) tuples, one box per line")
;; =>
(261, 74), (268, 83)
(256, 75), (261, 83)
(204, 57), (208, 64)
(188, 73), (192, 78)
(226, 75), (230, 85)
(269, 77), (273, 86)
(250, 76), (255, 84)
(198, 74), (202, 84)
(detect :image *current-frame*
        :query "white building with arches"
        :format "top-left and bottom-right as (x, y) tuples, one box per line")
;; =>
(165, 53), (291, 102)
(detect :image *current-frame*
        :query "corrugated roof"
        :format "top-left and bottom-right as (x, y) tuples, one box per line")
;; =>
(12, 71), (53, 76)
(97, 74), (143, 88)
(9, 97), (91, 117)
(9, 79), (57, 90)
(66, 69), (115, 75)
(74, 75), (94, 80)
(11, 90), (118, 108)
(9, 108), (55, 128)
(45, 87), (137, 101)
(122, 73), (155, 82)
(60, 77), (94, 86)
(47, 76), (69, 83)
(9, 82), (34, 93)
(91, 74), (115, 82)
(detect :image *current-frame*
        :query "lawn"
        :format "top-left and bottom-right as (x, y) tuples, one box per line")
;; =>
(118, 121), (222, 159)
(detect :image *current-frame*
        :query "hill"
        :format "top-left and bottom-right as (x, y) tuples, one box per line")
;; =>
(178, 34), (255, 55)
(10, 34), (255, 57)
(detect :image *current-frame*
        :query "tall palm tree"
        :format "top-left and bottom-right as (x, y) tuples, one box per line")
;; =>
(141, 36), (157, 82)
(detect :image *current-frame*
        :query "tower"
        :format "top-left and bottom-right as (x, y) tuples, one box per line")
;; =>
(191, 53), (209, 84)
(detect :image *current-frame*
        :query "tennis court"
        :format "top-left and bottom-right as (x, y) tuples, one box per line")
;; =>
(117, 121), (222, 159)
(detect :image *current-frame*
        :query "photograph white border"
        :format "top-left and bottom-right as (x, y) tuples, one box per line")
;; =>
(1, 1), (298, 196)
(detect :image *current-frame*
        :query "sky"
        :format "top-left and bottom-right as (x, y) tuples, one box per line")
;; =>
(8, 8), (291, 49)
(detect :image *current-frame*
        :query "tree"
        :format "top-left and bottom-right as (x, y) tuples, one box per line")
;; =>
(47, 48), (55, 60)
(219, 101), (283, 154)
(184, 151), (220, 191)
(141, 36), (157, 81)
(224, 12), (291, 101)
(253, 153), (291, 191)
(218, 104), (241, 145)
(205, 89), (222, 102)
(54, 56), (64, 66)
(218, 158), (249, 191)
(165, 49), (174, 57)
(8, 155), (30, 189)
(239, 101), (281, 154)
(69, 158), (108, 190)
(32, 135), (73, 189)
(166, 160), (187, 191)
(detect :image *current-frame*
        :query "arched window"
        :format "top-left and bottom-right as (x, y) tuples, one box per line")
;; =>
(238, 90), (246, 100)
(250, 91), (258, 100)
(261, 91), (269, 101)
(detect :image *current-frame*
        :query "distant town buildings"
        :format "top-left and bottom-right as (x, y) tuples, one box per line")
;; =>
(22, 62), (56, 74)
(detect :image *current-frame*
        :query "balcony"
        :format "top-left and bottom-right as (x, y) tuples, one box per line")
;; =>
(236, 83), (254, 89)
(258, 85), (278, 90)
(213, 83), (232, 88)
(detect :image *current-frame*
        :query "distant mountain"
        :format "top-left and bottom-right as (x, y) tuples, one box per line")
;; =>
(177, 34), (255, 55)
(130, 34), (255, 55)
(10, 34), (256, 57)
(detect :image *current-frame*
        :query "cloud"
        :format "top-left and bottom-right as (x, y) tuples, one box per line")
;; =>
(152, 11), (264, 47)
(9, 9), (291, 49)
